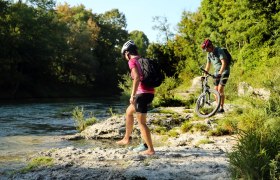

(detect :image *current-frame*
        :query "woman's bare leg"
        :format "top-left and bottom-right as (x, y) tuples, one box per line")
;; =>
(136, 113), (155, 155)
(116, 104), (135, 145)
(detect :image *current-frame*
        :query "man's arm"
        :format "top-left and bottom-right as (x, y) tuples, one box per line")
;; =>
(218, 59), (227, 75)
(204, 61), (211, 74)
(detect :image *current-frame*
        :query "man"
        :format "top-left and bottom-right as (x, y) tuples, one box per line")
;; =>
(116, 40), (155, 155)
(201, 39), (230, 113)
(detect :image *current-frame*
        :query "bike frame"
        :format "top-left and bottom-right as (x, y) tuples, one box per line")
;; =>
(195, 66), (221, 118)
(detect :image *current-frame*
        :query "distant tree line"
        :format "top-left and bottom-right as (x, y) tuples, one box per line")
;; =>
(150, 0), (280, 87)
(0, 0), (147, 99)
(1, 0), (279, 100)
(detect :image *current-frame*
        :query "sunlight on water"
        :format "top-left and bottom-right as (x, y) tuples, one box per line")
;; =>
(0, 98), (126, 172)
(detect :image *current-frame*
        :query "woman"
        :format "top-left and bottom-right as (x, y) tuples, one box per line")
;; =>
(116, 40), (155, 155)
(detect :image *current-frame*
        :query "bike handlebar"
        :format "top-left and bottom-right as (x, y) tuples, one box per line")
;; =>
(200, 67), (216, 78)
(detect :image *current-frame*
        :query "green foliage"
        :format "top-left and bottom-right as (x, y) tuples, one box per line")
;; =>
(0, 1), (132, 98)
(146, 42), (179, 77)
(167, 129), (179, 138)
(118, 73), (132, 100)
(192, 123), (209, 132)
(265, 95), (280, 118)
(129, 30), (149, 56)
(217, 118), (238, 134)
(72, 106), (97, 132)
(153, 77), (186, 107)
(153, 126), (167, 135)
(180, 121), (193, 133)
(152, 16), (174, 43)
(224, 92), (280, 179)
(108, 107), (116, 116)
(228, 127), (280, 179)
(207, 127), (231, 136)
(21, 156), (54, 173)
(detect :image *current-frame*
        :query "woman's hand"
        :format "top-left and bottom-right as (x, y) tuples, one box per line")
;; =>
(130, 96), (135, 104)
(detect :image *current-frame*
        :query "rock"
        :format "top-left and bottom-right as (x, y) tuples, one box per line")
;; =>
(189, 76), (202, 93)
(238, 81), (270, 100)
(80, 115), (126, 139)
(3, 106), (238, 180)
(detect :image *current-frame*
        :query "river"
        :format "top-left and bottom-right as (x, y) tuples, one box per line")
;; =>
(0, 98), (127, 172)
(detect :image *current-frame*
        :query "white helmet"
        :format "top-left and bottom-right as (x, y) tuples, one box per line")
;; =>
(121, 40), (137, 55)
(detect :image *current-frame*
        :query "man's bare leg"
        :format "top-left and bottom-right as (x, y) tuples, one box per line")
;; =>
(218, 85), (225, 109)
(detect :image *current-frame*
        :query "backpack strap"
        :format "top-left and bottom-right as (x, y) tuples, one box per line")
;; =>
(135, 57), (143, 80)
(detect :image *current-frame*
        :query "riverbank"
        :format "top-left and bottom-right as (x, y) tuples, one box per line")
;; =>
(2, 106), (236, 180)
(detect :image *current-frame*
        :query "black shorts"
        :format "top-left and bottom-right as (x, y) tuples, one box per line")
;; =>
(214, 74), (229, 86)
(135, 93), (154, 113)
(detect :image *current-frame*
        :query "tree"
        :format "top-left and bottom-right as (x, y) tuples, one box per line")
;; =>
(0, 1), (70, 97)
(152, 16), (174, 43)
(93, 9), (128, 89)
(129, 30), (149, 56)
(56, 3), (101, 85)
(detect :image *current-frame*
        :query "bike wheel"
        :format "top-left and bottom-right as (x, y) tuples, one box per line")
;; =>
(195, 89), (221, 118)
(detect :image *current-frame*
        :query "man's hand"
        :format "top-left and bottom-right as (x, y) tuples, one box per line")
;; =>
(216, 74), (221, 80)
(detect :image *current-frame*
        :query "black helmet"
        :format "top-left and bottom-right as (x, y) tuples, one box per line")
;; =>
(121, 40), (137, 56)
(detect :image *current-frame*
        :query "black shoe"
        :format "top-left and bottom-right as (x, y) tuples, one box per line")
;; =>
(218, 108), (225, 113)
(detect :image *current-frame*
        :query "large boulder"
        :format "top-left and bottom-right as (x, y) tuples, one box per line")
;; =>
(238, 82), (270, 100)
(81, 115), (126, 139)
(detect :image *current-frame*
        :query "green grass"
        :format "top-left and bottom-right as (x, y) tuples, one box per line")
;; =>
(196, 139), (214, 146)
(228, 128), (280, 179)
(20, 157), (54, 173)
(153, 126), (167, 135)
(167, 129), (180, 138)
(180, 121), (193, 133)
(72, 106), (97, 132)
(227, 91), (280, 179)
(207, 127), (232, 136)
(192, 123), (209, 132)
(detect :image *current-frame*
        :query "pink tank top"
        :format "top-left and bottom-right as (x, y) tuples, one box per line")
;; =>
(128, 57), (155, 94)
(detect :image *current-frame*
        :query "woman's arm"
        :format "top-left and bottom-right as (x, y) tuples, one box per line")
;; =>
(130, 67), (140, 104)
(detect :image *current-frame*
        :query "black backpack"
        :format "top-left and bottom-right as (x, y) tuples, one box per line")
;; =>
(221, 48), (233, 66)
(137, 58), (164, 88)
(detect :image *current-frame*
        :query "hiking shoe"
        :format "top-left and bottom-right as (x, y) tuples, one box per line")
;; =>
(218, 108), (225, 113)
(133, 143), (148, 152)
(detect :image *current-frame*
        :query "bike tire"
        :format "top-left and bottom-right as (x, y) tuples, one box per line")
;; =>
(195, 89), (221, 118)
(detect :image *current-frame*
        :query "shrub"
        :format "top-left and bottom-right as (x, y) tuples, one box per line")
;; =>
(228, 126), (280, 179)
(183, 94), (197, 109)
(118, 73), (132, 100)
(72, 106), (97, 132)
(265, 94), (280, 117)
(153, 77), (185, 107)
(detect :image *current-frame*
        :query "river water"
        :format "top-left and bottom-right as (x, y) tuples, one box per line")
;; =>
(0, 98), (126, 172)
